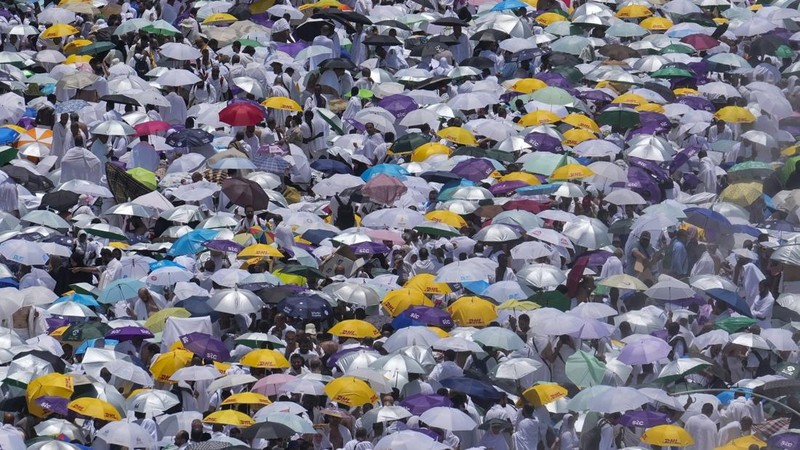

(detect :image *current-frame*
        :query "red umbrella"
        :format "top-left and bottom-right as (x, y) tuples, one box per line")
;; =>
(134, 121), (171, 136)
(219, 103), (265, 126)
(680, 34), (719, 51)
(360, 173), (408, 205)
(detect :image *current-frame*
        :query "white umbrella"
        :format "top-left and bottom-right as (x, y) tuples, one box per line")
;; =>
(383, 326), (440, 353)
(582, 386), (651, 413)
(435, 258), (498, 283)
(170, 366), (222, 382)
(361, 208), (425, 229)
(473, 224), (522, 243)
(208, 288), (264, 314)
(491, 358), (543, 380)
(296, 45), (332, 61)
(21, 286), (58, 306)
(210, 268), (250, 287)
(156, 411), (203, 437)
(432, 336), (484, 353)
(760, 328), (799, 352)
(644, 277), (695, 301)
(46, 301), (96, 318)
(604, 188), (647, 206)
(730, 333), (771, 350)
(156, 69), (202, 87)
(374, 430), (450, 450)
(35, 419), (83, 442)
(106, 360), (154, 386)
(562, 217), (611, 250)
(0, 240), (49, 266)
(689, 275), (737, 292)
(147, 266), (193, 286)
(517, 263), (566, 289)
(419, 407), (477, 431)
(323, 282), (381, 308)
(472, 327), (525, 351)
(127, 389), (180, 414)
(22, 210), (70, 230)
(206, 374), (258, 394)
(159, 42), (202, 61)
(95, 421), (155, 449)
(279, 378), (326, 396)
(90, 120), (136, 136)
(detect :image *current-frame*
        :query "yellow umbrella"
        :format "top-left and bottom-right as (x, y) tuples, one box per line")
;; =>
(536, 12), (567, 26)
(108, 242), (129, 249)
(641, 425), (694, 447)
(720, 182), (763, 207)
(497, 300), (540, 311)
(437, 127), (477, 146)
(1, 124), (25, 134)
(640, 17), (672, 30)
(447, 296), (497, 327)
(329, 319), (380, 339)
(144, 307), (191, 333)
(612, 92), (648, 106)
(65, 54), (92, 64)
(26, 373), (74, 418)
(510, 78), (547, 94)
(562, 128), (595, 146)
(262, 96), (302, 112)
(68, 398), (122, 421)
(427, 326), (449, 338)
(382, 288), (434, 316)
(41, 24), (79, 39)
(636, 103), (665, 113)
(202, 13), (238, 24)
(713, 17), (730, 24)
(150, 349), (193, 383)
(411, 142), (451, 162)
(404, 273), (452, 295)
(749, 3), (763, 10)
(782, 145), (799, 156)
(324, 376), (378, 406)
(499, 172), (541, 185)
(50, 326), (69, 338)
(715, 106), (756, 124)
(519, 110), (561, 126)
(715, 435), (766, 449)
(561, 113), (600, 132)
(238, 244), (284, 258)
(221, 392), (271, 406)
(249, 0), (275, 13)
(674, 87), (699, 96)
(550, 164), (594, 181)
(203, 410), (255, 427)
(240, 349), (290, 369)
(273, 268), (307, 286)
(298, 0), (343, 10)
(616, 4), (652, 18)
(522, 383), (568, 406)
(425, 210), (468, 228)
(63, 39), (92, 55)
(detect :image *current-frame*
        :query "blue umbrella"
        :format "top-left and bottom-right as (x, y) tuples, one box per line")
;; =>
(706, 288), (753, 317)
(98, 278), (146, 304)
(683, 207), (733, 239)
(516, 184), (560, 196)
(211, 158), (257, 170)
(440, 376), (502, 400)
(175, 298), (219, 319)
(277, 294), (333, 320)
(491, 0), (527, 10)
(166, 129), (213, 147)
(55, 99), (89, 114)
(361, 164), (409, 181)
(76, 338), (119, 355)
(167, 229), (220, 256)
(149, 259), (185, 271)
(0, 128), (18, 145)
(311, 159), (352, 174)
(54, 293), (99, 307)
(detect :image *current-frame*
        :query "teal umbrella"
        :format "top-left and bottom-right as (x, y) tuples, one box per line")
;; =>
(142, 20), (180, 36)
(530, 86), (575, 106)
(728, 161), (774, 180)
(566, 350), (607, 388)
(76, 42), (116, 56)
(651, 66), (694, 78)
(522, 153), (577, 176)
(113, 18), (150, 35)
(598, 107), (640, 128)
(776, 45), (794, 58)
(393, 133), (430, 153)
(606, 22), (648, 38)
(98, 278), (146, 304)
(550, 36), (592, 56)
(660, 43), (695, 54)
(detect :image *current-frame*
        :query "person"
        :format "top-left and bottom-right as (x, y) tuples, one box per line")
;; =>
(626, 231), (654, 280)
(512, 405), (540, 450)
(235, 205), (266, 233)
(129, 287), (164, 320)
(598, 413), (619, 450)
(685, 403), (718, 450)
(669, 229), (689, 279)
(556, 413), (579, 450)
(751, 279), (775, 328)
(697, 150), (718, 194)
(428, 349), (463, 382)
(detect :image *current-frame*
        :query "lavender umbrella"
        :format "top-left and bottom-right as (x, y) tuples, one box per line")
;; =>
(639, 112), (672, 131)
(349, 241), (391, 256)
(345, 118), (366, 132)
(619, 410), (672, 428)
(180, 332), (230, 361)
(326, 346), (373, 368)
(46, 317), (70, 332)
(203, 240), (245, 253)
(452, 158), (496, 182)
(669, 145), (701, 174)
(490, 180), (529, 196)
(524, 132), (562, 152)
(378, 94), (418, 119)
(628, 157), (670, 183)
(392, 306), (454, 329)
(578, 89), (614, 103)
(276, 42), (308, 58)
(676, 95), (715, 112)
(105, 326), (155, 341)
(400, 394), (453, 415)
(536, 72), (572, 89)
(630, 123), (665, 137)
(617, 337), (671, 365)
(36, 396), (69, 416)
(769, 432), (800, 449)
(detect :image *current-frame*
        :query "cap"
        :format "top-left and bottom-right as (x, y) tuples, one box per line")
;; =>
(305, 324), (317, 335)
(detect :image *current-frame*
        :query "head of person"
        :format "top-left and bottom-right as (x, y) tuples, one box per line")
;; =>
(759, 279), (770, 297)
(639, 231), (651, 247)
(702, 403), (714, 417)
(676, 228), (688, 242)
(365, 122), (377, 136)
(244, 205), (254, 219)
(290, 354), (304, 372)
(138, 287), (152, 303)
(666, 321), (680, 337)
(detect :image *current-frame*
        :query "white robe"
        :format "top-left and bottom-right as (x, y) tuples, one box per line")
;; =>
(513, 418), (540, 450)
(690, 251), (716, 277)
(751, 291), (775, 328)
(684, 414), (718, 450)
(698, 157), (717, 194)
(740, 262), (765, 307)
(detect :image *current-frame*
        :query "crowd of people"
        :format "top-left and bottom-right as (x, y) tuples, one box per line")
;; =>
(0, 0), (796, 448)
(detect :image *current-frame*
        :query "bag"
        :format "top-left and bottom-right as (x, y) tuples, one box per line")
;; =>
(134, 57), (149, 77)
(334, 196), (355, 229)
(579, 419), (607, 450)
(753, 351), (775, 377)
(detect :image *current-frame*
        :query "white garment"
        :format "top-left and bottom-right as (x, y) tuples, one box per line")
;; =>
(512, 417), (540, 450)
(698, 157), (717, 193)
(428, 360), (463, 382)
(751, 291), (774, 328)
(690, 251), (716, 277)
(684, 414), (718, 450)
(160, 92), (187, 125)
(739, 262), (765, 307)
(600, 256), (623, 279)
(130, 141), (160, 172)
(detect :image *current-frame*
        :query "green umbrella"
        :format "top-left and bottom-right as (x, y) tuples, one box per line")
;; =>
(392, 133), (430, 153)
(780, 155), (800, 184)
(651, 66), (694, 78)
(565, 350), (607, 388)
(530, 86), (575, 106)
(528, 291), (570, 312)
(598, 107), (640, 128)
(550, 36), (592, 56)
(413, 221), (461, 237)
(345, 88), (373, 99)
(83, 223), (128, 240)
(545, 21), (581, 36)
(76, 41), (116, 56)
(316, 108), (344, 135)
(113, 18), (150, 35)
(237, 39), (263, 48)
(774, 362), (800, 379)
(62, 322), (111, 342)
(456, 146), (515, 163)
(550, 66), (584, 84)
(608, 218), (634, 235)
(279, 264), (326, 279)
(142, 19), (180, 36)
(776, 44), (794, 58)
(660, 43), (695, 55)
(70, 283), (99, 296)
(126, 168), (157, 190)
(728, 161), (774, 180)
(714, 316), (757, 333)
(522, 153), (576, 176)
(0, 146), (17, 166)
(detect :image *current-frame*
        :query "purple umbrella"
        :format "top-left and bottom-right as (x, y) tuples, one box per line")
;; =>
(400, 394), (453, 415)
(326, 346), (373, 368)
(617, 337), (671, 365)
(769, 432), (800, 449)
(639, 112), (672, 130)
(580, 250), (612, 271)
(614, 166), (662, 203)
(203, 239), (245, 253)
(105, 326), (155, 341)
(524, 132), (562, 152)
(452, 158), (495, 182)
(536, 72), (572, 89)
(393, 306), (454, 329)
(345, 118), (366, 132)
(619, 410), (672, 428)
(629, 123), (665, 137)
(46, 317), (70, 332)
(669, 145), (701, 174)
(180, 332), (230, 362)
(628, 157), (670, 183)
(578, 89), (614, 103)
(676, 95), (715, 112)
(378, 94), (418, 119)
(349, 241), (391, 256)
(490, 180), (529, 196)
(36, 396), (69, 416)
(277, 42), (308, 58)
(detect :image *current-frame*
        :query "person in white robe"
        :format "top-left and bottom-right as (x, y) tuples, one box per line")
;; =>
(739, 255), (765, 307)
(450, 26), (471, 64)
(512, 406), (540, 450)
(599, 248), (624, 279)
(51, 114), (70, 166)
(160, 90), (187, 125)
(684, 403), (718, 450)
(129, 137), (160, 172)
(309, 26), (335, 71)
(690, 244), (716, 277)
(697, 150), (718, 194)
(751, 279), (775, 328)
(61, 147), (103, 184)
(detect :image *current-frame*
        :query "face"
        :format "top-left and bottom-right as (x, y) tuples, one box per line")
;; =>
(291, 356), (303, 371)
(365, 123), (376, 135)
(245, 206), (254, 218)
(639, 234), (650, 247)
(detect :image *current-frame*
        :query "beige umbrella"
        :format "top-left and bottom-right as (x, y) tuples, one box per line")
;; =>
(599, 274), (648, 291)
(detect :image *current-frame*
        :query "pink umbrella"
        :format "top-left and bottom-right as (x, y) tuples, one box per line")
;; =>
(134, 120), (172, 136)
(366, 229), (404, 244)
(361, 174), (408, 205)
(251, 373), (297, 396)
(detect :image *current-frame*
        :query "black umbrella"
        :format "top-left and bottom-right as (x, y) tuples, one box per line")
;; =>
(374, 19), (411, 30)
(750, 34), (787, 57)
(313, 10), (372, 25)
(363, 34), (403, 46)
(599, 44), (639, 60)
(318, 57), (357, 71)
(227, 3), (252, 19)
(1, 166), (53, 192)
(186, 442), (232, 450)
(459, 56), (494, 69)
(105, 162), (152, 204)
(754, 379), (800, 398)
(100, 94), (139, 106)
(294, 19), (334, 42)
(408, 0), (436, 10)
(241, 422), (296, 440)
(470, 29), (509, 42)
(166, 128), (214, 147)
(94, 27), (116, 42)
(257, 285), (305, 304)
(0, 396), (26, 412)
(643, 81), (677, 102)
(311, 12), (356, 33)
(221, 177), (270, 210)
(430, 34), (460, 45)
(40, 190), (79, 212)
(547, 52), (581, 67)
(14, 350), (67, 373)
(280, 264), (326, 279)
(432, 17), (469, 27)
(678, 12), (716, 27)
(409, 42), (449, 58)
(414, 75), (451, 90)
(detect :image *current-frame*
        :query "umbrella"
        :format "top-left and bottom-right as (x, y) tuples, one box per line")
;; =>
(641, 425), (694, 447)
(95, 422), (154, 449)
(324, 376), (378, 406)
(618, 337), (672, 365)
(240, 349), (289, 369)
(329, 320), (380, 339)
(221, 177), (269, 210)
(180, 332), (230, 362)
(522, 384), (568, 406)
(419, 407), (478, 431)
(706, 289), (753, 317)
(565, 350), (607, 388)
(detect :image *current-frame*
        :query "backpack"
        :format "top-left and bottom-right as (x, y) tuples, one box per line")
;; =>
(134, 57), (150, 77)
(579, 419), (607, 450)
(753, 351), (775, 377)
(334, 196), (355, 229)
